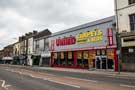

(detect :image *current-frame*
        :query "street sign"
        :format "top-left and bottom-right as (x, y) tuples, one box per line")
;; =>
(129, 48), (134, 53)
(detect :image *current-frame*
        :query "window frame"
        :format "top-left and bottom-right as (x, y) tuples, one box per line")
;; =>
(128, 0), (135, 5)
(129, 14), (135, 32)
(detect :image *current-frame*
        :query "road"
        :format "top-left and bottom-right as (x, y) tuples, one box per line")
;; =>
(0, 66), (135, 90)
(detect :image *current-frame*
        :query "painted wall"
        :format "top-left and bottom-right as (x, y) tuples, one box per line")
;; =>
(13, 42), (20, 56)
(34, 37), (50, 55)
(116, 0), (135, 33)
(116, 0), (128, 9)
(28, 37), (34, 55)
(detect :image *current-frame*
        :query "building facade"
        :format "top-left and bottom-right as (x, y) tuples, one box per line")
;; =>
(115, 0), (135, 71)
(13, 42), (20, 64)
(27, 36), (34, 66)
(50, 16), (118, 71)
(13, 42), (20, 56)
(33, 29), (51, 66)
(0, 50), (4, 64)
(2, 45), (14, 64)
(26, 31), (38, 66)
(18, 36), (27, 65)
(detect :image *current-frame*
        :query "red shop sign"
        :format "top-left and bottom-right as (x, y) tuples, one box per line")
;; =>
(56, 35), (76, 46)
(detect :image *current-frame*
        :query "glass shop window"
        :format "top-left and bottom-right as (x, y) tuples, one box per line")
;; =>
(68, 52), (73, 59)
(83, 51), (89, 59)
(96, 50), (101, 55)
(60, 52), (64, 59)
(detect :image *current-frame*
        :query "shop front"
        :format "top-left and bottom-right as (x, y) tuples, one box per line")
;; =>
(50, 16), (118, 71)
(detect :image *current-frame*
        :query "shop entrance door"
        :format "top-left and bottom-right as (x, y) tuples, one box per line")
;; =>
(101, 56), (107, 69)
(95, 56), (107, 69)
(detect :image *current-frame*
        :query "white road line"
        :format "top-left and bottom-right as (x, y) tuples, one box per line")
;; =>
(48, 79), (81, 88)
(30, 74), (42, 79)
(107, 75), (116, 78)
(38, 72), (56, 77)
(29, 74), (80, 88)
(18, 71), (22, 74)
(120, 84), (135, 88)
(4, 85), (11, 88)
(0, 80), (11, 90)
(30, 74), (34, 78)
(0, 80), (5, 87)
(43, 78), (49, 80)
(64, 76), (98, 83)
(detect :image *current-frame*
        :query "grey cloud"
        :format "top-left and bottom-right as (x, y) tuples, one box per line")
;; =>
(0, 0), (87, 25)
(0, 0), (114, 49)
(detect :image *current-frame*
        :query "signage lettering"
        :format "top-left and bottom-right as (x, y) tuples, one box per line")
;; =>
(76, 29), (103, 44)
(56, 36), (76, 46)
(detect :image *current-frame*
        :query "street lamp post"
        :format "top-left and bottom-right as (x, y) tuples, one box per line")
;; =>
(116, 32), (121, 74)
(115, 0), (122, 74)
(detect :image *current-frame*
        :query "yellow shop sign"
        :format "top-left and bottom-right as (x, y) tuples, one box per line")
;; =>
(76, 29), (103, 44)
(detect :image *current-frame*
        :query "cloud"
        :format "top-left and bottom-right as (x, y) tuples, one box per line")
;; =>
(0, 0), (114, 49)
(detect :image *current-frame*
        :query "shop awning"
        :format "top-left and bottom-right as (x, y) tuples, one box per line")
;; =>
(2, 57), (13, 60)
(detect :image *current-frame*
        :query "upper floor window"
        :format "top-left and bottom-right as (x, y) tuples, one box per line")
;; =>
(129, 14), (135, 31)
(128, 0), (135, 4)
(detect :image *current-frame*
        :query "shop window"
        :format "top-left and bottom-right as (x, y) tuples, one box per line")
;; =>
(107, 49), (114, 69)
(60, 52), (66, 66)
(60, 52), (64, 59)
(77, 51), (82, 59)
(54, 53), (57, 59)
(128, 0), (135, 4)
(101, 50), (106, 55)
(89, 50), (95, 68)
(96, 50), (101, 55)
(53, 53), (59, 65)
(107, 49), (114, 59)
(83, 51), (89, 59)
(67, 52), (74, 66)
(129, 14), (135, 32)
(77, 51), (82, 66)
(122, 47), (135, 63)
(83, 51), (89, 68)
(68, 52), (73, 59)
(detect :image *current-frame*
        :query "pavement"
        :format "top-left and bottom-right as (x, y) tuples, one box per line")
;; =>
(0, 66), (135, 90)
(2, 64), (135, 79)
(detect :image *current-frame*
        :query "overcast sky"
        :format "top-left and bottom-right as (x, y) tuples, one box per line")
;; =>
(0, 0), (114, 49)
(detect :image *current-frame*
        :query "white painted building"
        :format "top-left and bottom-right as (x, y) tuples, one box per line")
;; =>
(33, 29), (51, 66)
(13, 42), (20, 56)
(27, 37), (34, 66)
(115, 0), (135, 71)
(116, 0), (135, 33)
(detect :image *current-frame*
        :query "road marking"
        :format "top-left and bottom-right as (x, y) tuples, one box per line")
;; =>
(28, 74), (81, 88)
(120, 84), (135, 88)
(4, 85), (11, 88)
(43, 78), (49, 80)
(38, 72), (57, 77)
(30, 74), (43, 79)
(0, 80), (11, 90)
(18, 71), (22, 74)
(48, 79), (81, 88)
(64, 76), (97, 83)
(0, 80), (5, 87)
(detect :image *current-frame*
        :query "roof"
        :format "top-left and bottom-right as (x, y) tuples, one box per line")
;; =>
(52, 16), (115, 37)
(4, 44), (13, 49)
(34, 29), (52, 39)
